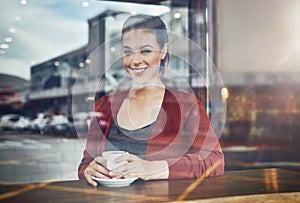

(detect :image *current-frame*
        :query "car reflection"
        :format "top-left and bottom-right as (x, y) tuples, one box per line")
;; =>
(44, 115), (76, 138)
(0, 114), (31, 132)
(0, 113), (79, 138)
(30, 113), (51, 134)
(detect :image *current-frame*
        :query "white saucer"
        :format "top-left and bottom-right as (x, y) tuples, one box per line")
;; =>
(92, 176), (138, 187)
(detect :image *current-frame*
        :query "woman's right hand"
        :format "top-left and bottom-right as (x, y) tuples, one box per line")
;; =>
(83, 156), (110, 187)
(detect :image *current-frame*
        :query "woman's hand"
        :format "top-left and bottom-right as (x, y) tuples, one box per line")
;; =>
(108, 153), (169, 180)
(83, 156), (110, 187)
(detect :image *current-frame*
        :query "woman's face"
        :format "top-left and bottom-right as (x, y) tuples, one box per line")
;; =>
(122, 29), (167, 86)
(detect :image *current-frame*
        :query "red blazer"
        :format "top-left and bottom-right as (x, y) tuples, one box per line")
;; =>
(78, 88), (224, 179)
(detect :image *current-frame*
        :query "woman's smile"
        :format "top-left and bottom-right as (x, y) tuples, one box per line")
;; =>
(122, 30), (167, 86)
(128, 67), (149, 75)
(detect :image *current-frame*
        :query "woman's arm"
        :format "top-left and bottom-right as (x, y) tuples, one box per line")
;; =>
(166, 98), (224, 179)
(78, 115), (102, 179)
(78, 97), (110, 180)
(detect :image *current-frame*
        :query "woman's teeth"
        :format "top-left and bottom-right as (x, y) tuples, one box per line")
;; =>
(130, 67), (147, 72)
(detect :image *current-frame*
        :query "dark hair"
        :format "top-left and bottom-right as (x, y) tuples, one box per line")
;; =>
(121, 14), (169, 75)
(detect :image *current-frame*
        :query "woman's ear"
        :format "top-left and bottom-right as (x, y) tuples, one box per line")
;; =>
(161, 43), (168, 60)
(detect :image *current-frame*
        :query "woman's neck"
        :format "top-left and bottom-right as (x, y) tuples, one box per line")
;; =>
(129, 84), (165, 99)
(132, 75), (164, 89)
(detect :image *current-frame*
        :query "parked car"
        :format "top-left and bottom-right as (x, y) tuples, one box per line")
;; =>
(0, 114), (21, 131)
(45, 115), (76, 137)
(30, 113), (51, 134)
(72, 111), (105, 133)
(14, 116), (31, 132)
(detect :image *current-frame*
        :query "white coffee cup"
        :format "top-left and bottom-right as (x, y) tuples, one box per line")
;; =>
(102, 151), (128, 170)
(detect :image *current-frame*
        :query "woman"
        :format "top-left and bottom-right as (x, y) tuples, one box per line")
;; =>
(78, 14), (224, 187)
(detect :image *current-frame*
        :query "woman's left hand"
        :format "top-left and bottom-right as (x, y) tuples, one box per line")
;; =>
(108, 153), (169, 180)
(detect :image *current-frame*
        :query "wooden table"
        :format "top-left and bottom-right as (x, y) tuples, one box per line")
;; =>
(0, 168), (300, 202)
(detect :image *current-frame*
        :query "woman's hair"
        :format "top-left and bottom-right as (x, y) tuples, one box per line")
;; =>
(121, 14), (169, 76)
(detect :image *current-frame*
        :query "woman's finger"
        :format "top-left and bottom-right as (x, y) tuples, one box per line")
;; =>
(92, 161), (110, 177)
(94, 156), (106, 166)
(84, 169), (98, 187)
(115, 153), (138, 163)
(110, 161), (141, 178)
(84, 158), (111, 186)
(91, 169), (109, 179)
(108, 163), (128, 178)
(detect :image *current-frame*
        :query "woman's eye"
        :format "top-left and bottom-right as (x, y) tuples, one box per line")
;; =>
(123, 50), (133, 55)
(141, 49), (152, 54)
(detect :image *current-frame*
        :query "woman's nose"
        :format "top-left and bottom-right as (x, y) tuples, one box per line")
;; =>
(132, 52), (142, 65)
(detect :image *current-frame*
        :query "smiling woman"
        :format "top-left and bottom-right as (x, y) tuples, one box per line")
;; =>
(122, 29), (167, 87)
(78, 14), (224, 187)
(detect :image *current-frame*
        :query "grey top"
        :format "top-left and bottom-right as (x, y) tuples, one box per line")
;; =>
(106, 120), (154, 157)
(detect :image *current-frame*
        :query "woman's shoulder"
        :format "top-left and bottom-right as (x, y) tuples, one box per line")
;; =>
(165, 87), (206, 110)
(165, 87), (208, 117)
(165, 87), (199, 101)
(94, 90), (129, 110)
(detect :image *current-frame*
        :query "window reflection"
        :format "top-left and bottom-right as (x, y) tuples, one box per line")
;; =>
(1, 0), (300, 184)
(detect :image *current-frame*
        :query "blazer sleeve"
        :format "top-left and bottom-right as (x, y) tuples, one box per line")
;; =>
(167, 98), (224, 179)
(78, 97), (109, 179)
